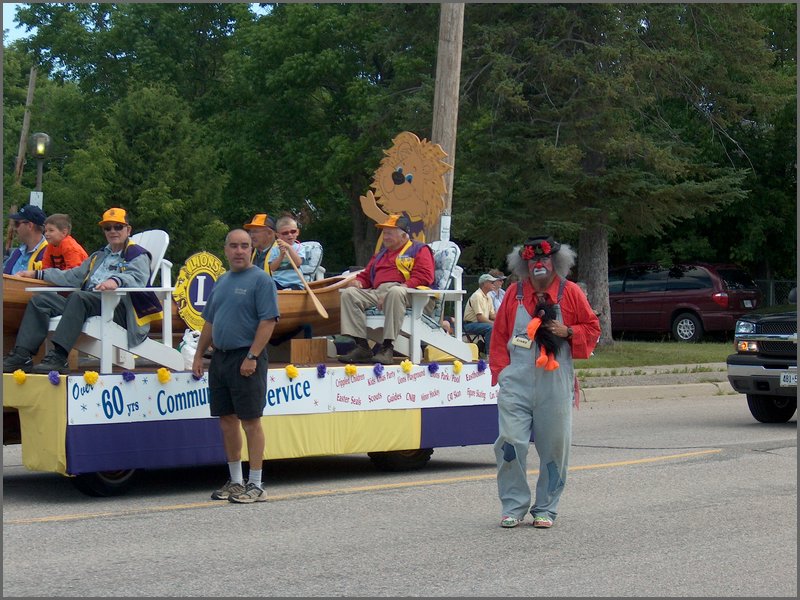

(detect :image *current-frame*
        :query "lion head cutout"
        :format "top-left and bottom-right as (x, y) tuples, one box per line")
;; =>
(359, 131), (452, 250)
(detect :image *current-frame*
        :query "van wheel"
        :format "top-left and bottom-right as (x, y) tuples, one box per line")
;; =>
(71, 469), (138, 497)
(368, 449), (433, 472)
(671, 313), (703, 342)
(746, 394), (797, 423)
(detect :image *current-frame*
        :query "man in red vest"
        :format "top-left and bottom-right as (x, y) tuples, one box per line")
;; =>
(338, 214), (434, 365)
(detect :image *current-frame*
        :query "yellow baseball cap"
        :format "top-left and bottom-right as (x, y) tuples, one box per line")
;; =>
(375, 214), (411, 234)
(98, 208), (129, 226)
(244, 214), (276, 230)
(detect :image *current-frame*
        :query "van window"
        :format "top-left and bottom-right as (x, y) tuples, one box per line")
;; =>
(623, 265), (666, 292)
(608, 268), (625, 294)
(716, 268), (757, 290)
(667, 266), (712, 290)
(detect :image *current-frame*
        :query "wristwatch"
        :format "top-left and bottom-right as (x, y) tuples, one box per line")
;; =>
(566, 327), (574, 339)
(246, 352), (258, 360)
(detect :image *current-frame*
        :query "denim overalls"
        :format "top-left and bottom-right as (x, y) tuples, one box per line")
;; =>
(493, 279), (574, 522)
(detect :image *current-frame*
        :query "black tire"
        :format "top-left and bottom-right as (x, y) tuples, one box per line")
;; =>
(71, 469), (138, 497)
(746, 394), (797, 423)
(671, 312), (703, 342)
(368, 449), (433, 472)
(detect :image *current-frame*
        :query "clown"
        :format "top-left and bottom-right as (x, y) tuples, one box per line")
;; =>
(489, 235), (600, 529)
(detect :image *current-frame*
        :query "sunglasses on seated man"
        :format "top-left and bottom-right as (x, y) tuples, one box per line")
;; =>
(103, 224), (126, 232)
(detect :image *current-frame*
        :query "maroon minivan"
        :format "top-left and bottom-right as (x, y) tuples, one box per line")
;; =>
(609, 263), (763, 342)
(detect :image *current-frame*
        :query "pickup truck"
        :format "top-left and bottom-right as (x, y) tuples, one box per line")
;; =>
(726, 288), (797, 423)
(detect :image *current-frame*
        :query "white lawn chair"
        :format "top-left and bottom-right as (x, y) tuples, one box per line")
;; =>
(362, 240), (474, 363)
(29, 230), (183, 374)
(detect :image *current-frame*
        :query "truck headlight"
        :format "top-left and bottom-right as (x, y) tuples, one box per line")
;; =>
(735, 321), (756, 334)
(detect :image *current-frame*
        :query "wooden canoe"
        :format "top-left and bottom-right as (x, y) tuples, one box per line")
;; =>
(3, 271), (360, 348)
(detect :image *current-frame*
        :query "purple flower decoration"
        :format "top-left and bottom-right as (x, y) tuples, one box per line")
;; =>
(373, 363), (384, 378)
(48, 371), (60, 385)
(427, 362), (440, 374)
(122, 371), (136, 382)
(316, 363), (327, 378)
(477, 359), (488, 372)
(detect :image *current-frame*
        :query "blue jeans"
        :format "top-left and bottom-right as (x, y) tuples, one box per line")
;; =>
(463, 321), (492, 353)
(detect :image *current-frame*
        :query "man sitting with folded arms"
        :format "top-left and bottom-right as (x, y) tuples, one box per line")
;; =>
(463, 273), (498, 357)
(338, 214), (434, 365)
(3, 207), (161, 374)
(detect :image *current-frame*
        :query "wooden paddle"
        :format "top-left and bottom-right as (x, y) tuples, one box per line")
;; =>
(287, 255), (329, 319)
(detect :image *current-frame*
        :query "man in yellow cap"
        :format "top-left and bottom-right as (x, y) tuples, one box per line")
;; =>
(338, 214), (435, 365)
(3, 207), (161, 374)
(244, 214), (277, 274)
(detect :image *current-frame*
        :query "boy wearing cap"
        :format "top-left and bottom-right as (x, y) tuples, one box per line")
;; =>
(490, 235), (600, 530)
(463, 274), (497, 357)
(338, 213), (435, 365)
(244, 213), (277, 274)
(3, 207), (161, 374)
(3, 204), (48, 275)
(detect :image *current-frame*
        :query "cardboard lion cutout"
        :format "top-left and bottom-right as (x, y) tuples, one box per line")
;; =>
(360, 131), (452, 250)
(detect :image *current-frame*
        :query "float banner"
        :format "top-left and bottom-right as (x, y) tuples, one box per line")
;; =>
(66, 363), (497, 426)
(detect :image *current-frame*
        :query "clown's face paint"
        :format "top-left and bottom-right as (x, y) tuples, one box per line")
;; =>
(528, 256), (554, 282)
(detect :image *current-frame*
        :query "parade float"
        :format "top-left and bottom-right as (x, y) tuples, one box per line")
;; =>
(2, 132), (498, 496)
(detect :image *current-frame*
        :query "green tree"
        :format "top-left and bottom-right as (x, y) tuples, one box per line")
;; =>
(453, 3), (790, 343)
(43, 85), (229, 264)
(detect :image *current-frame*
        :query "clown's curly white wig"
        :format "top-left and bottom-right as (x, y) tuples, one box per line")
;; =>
(507, 240), (576, 280)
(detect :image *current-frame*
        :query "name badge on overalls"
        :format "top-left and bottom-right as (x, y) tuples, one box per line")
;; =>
(512, 335), (532, 349)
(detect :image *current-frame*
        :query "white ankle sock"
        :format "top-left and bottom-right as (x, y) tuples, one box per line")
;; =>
(248, 468), (262, 488)
(228, 461), (243, 485)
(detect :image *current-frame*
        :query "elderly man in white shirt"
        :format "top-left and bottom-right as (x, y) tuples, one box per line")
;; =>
(463, 273), (498, 357)
(487, 269), (507, 312)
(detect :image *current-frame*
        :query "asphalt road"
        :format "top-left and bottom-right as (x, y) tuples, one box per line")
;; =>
(2, 385), (796, 598)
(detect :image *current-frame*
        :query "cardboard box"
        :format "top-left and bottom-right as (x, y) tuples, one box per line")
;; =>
(270, 337), (328, 364)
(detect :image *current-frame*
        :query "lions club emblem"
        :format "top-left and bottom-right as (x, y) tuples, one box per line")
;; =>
(172, 251), (226, 331)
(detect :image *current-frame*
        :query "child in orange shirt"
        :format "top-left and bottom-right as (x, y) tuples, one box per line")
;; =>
(41, 213), (88, 270)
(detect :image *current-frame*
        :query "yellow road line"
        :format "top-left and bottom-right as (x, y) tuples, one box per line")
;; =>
(4, 449), (721, 525)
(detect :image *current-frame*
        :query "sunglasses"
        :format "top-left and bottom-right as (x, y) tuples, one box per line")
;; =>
(103, 224), (126, 232)
(278, 229), (298, 235)
(13, 220), (30, 228)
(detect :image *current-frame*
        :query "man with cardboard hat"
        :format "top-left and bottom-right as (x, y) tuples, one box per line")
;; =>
(338, 213), (434, 365)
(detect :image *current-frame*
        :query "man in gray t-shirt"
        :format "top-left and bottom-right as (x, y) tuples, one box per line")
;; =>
(193, 229), (279, 504)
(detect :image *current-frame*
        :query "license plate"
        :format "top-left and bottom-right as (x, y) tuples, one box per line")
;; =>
(743, 300), (753, 308)
(779, 371), (797, 387)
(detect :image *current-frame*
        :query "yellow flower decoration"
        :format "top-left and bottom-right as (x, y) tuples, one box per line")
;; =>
(157, 368), (171, 384)
(452, 360), (463, 375)
(83, 370), (99, 386)
(400, 359), (413, 373)
(344, 364), (357, 377)
(13, 369), (27, 384)
(285, 364), (299, 380)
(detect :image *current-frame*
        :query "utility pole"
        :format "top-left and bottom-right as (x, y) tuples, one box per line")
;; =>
(6, 66), (37, 257)
(428, 2), (464, 243)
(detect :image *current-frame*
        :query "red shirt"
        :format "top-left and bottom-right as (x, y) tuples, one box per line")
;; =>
(41, 235), (89, 270)
(489, 276), (601, 385)
(356, 244), (435, 289)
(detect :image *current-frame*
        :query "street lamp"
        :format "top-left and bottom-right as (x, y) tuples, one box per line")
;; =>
(28, 132), (51, 207)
